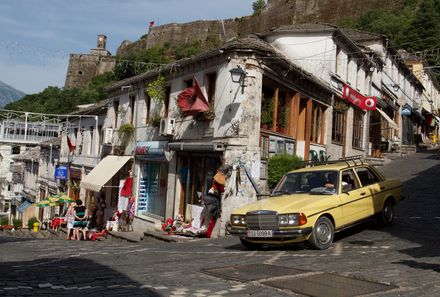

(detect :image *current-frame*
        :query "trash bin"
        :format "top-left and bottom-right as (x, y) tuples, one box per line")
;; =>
(32, 222), (39, 232)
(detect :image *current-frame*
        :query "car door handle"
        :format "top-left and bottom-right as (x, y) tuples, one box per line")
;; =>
(360, 192), (366, 196)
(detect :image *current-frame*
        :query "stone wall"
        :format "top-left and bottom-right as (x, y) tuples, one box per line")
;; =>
(117, 0), (404, 55)
(64, 54), (116, 89)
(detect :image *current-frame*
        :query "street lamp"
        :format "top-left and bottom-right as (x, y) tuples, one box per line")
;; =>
(229, 65), (247, 83)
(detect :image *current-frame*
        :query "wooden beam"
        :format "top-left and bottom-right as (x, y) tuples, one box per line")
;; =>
(272, 87), (279, 133)
(292, 93), (300, 139)
(320, 107), (326, 145)
(304, 98), (313, 160)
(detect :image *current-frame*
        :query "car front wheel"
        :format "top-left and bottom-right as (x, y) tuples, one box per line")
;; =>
(378, 199), (395, 226)
(308, 216), (334, 250)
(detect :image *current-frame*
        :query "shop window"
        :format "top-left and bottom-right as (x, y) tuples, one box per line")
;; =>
(276, 90), (288, 134)
(352, 108), (364, 149)
(205, 72), (216, 104)
(137, 162), (167, 218)
(332, 108), (346, 145)
(310, 102), (325, 144)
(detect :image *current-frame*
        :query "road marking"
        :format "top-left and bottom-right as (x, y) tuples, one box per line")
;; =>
(332, 242), (343, 256)
(264, 251), (286, 265)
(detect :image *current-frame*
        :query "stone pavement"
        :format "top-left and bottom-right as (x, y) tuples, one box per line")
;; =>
(0, 150), (439, 296)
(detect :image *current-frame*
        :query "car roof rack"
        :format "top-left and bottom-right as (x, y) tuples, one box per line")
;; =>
(301, 155), (364, 168)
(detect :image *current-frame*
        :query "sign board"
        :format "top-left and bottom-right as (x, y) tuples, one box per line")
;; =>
(342, 84), (377, 110)
(55, 165), (68, 180)
(135, 141), (168, 155)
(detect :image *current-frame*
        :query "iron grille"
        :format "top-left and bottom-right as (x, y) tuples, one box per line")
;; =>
(246, 211), (278, 230)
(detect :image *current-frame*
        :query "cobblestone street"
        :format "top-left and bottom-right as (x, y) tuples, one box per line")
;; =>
(1, 150), (439, 297)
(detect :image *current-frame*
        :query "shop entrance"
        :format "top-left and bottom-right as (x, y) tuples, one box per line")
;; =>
(177, 154), (222, 219)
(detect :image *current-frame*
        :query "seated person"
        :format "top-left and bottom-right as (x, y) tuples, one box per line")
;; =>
(324, 173), (337, 192)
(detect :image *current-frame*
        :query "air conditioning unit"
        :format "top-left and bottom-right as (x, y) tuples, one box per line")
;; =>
(103, 128), (114, 144)
(160, 118), (175, 136)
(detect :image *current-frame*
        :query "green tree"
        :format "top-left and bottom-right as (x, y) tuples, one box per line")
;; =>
(252, 0), (266, 16)
(268, 154), (303, 189)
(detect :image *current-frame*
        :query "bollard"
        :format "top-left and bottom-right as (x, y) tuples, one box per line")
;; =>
(32, 222), (39, 232)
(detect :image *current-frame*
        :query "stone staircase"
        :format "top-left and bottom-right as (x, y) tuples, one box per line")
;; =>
(365, 144), (418, 166)
(0, 229), (65, 240)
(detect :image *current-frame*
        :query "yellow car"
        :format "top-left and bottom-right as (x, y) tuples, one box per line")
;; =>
(226, 157), (403, 250)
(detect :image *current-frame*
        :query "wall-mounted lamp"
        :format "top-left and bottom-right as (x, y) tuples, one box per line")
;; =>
(385, 83), (400, 92)
(229, 65), (247, 83)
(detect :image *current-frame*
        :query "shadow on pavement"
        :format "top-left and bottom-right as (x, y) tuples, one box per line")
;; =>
(0, 257), (161, 296)
(380, 152), (440, 272)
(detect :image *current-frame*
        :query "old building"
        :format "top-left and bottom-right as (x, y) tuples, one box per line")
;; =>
(101, 35), (333, 236)
(64, 35), (116, 89)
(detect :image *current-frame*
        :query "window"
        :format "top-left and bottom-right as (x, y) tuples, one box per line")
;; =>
(205, 72), (217, 104)
(352, 109), (364, 149)
(144, 93), (151, 124)
(129, 95), (136, 124)
(164, 86), (171, 117)
(341, 169), (359, 192)
(184, 78), (193, 88)
(332, 108), (345, 144)
(335, 45), (342, 75)
(11, 146), (20, 154)
(113, 100), (119, 128)
(355, 167), (380, 187)
(310, 102), (324, 144)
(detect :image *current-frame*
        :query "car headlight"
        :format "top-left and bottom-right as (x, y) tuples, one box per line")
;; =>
(230, 215), (246, 225)
(278, 213), (307, 226)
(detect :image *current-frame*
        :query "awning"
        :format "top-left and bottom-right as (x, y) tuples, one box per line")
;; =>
(18, 201), (32, 213)
(80, 155), (132, 192)
(169, 142), (225, 152)
(376, 108), (399, 130)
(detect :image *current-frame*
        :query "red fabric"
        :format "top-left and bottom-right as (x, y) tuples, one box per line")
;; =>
(120, 177), (133, 197)
(149, 21), (155, 27)
(177, 78), (210, 116)
(342, 84), (377, 110)
(204, 217), (216, 238)
(67, 136), (76, 153)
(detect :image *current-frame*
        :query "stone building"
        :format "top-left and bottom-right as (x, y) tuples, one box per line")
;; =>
(64, 35), (116, 89)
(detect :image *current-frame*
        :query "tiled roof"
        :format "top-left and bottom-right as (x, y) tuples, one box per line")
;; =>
(69, 99), (109, 115)
(13, 147), (40, 162)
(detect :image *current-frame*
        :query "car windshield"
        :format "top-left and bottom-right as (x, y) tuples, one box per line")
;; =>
(272, 170), (339, 196)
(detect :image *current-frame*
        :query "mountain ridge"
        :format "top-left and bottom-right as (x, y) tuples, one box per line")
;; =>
(0, 80), (26, 108)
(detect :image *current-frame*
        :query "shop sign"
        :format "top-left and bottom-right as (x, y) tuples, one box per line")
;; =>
(135, 141), (168, 156)
(342, 84), (377, 110)
(401, 104), (412, 116)
(54, 165), (68, 180)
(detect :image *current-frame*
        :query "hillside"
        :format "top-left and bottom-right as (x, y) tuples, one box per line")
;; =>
(0, 80), (25, 108)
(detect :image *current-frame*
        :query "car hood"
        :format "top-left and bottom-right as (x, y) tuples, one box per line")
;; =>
(232, 193), (336, 215)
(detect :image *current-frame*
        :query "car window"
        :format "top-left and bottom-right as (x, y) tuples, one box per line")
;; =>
(341, 169), (359, 192)
(273, 170), (338, 195)
(355, 167), (380, 187)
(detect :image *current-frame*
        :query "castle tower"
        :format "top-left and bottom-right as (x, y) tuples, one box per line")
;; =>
(90, 34), (111, 56)
(97, 34), (107, 50)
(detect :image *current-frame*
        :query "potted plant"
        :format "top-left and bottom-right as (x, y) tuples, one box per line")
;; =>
(150, 112), (161, 127)
(196, 106), (216, 121)
(261, 98), (274, 129)
(146, 76), (166, 104)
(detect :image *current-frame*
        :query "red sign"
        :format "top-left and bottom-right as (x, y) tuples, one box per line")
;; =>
(342, 84), (376, 110)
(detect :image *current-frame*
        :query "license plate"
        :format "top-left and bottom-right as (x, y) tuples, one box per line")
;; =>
(247, 230), (273, 237)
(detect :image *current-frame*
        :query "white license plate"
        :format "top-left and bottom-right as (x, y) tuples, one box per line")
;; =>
(247, 230), (273, 237)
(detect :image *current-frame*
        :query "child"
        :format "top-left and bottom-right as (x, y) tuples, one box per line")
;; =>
(65, 201), (76, 240)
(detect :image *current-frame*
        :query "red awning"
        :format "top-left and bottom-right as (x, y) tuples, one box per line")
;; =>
(177, 79), (210, 116)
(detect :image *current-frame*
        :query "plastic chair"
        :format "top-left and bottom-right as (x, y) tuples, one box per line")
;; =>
(310, 150), (319, 161)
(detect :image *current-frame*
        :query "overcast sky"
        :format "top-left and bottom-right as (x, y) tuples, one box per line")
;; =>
(0, 0), (254, 94)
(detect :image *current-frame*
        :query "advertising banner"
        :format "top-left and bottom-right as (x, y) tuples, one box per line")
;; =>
(342, 84), (377, 110)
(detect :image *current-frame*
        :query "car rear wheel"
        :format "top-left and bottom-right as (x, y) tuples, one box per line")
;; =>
(377, 199), (394, 226)
(240, 238), (262, 250)
(308, 216), (334, 250)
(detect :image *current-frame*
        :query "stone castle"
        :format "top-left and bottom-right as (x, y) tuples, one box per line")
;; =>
(65, 0), (404, 88)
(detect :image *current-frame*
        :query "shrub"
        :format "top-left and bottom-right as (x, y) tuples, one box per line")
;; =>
(0, 216), (8, 226)
(268, 154), (303, 189)
(13, 219), (22, 229)
(27, 217), (38, 230)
